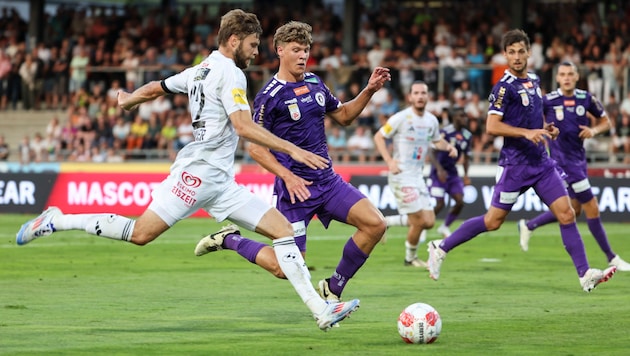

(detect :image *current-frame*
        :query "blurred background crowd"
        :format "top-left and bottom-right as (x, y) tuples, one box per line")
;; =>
(1, 0), (630, 165)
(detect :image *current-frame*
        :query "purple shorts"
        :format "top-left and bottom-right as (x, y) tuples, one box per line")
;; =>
(429, 172), (465, 199)
(274, 174), (365, 251)
(556, 162), (592, 203)
(492, 160), (568, 210)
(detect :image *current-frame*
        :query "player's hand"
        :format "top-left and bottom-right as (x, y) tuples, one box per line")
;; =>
(366, 67), (392, 92)
(446, 144), (458, 158)
(463, 176), (472, 186)
(544, 122), (560, 140)
(524, 129), (552, 144)
(283, 174), (312, 204)
(117, 90), (138, 111)
(388, 159), (401, 175)
(290, 149), (329, 170)
(578, 125), (597, 139)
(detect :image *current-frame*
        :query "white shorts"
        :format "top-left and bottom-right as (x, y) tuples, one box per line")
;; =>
(388, 174), (433, 215)
(148, 159), (271, 231)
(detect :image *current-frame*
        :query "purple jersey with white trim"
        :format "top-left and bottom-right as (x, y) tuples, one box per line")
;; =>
(543, 88), (605, 170)
(487, 70), (548, 166)
(253, 72), (341, 183)
(430, 124), (473, 176)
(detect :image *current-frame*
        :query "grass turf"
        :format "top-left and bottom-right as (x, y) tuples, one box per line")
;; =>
(1, 213), (629, 355)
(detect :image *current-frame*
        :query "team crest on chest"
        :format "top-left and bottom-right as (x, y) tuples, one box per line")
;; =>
(288, 103), (301, 121)
(576, 105), (585, 116)
(315, 92), (325, 106)
(553, 105), (564, 121)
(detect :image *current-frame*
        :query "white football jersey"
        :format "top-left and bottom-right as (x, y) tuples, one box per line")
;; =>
(379, 106), (441, 174)
(163, 51), (251, 174)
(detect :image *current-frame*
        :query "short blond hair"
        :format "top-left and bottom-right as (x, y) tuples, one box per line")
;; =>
(273, 21), (313, 51)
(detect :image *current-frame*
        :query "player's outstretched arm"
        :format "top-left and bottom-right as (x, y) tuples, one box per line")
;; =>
(328, 67), (391, 126)
(118, 81), (166, 111)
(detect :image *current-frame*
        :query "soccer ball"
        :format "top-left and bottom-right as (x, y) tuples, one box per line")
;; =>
(397, 302), (442, 344)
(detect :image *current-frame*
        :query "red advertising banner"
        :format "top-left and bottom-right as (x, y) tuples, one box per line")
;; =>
(46, 172), (278, 217)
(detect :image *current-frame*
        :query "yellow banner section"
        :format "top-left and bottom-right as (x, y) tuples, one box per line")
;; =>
(60, 162), (171, 173)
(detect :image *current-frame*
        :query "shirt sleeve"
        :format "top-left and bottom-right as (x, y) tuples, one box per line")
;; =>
(219, 67), (251, 116)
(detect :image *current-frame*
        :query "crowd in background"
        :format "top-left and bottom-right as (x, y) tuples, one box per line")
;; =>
(1, 0), (630, 165)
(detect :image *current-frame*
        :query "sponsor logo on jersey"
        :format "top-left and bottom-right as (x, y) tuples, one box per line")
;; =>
(181, 172), (202, 188)
(232, 88), (248, 105)
(383, 123), (393, 135)
(300, 95), (313, 103)
(193, 68), (210, 81)
(563, 100), (575, 106)
(522, 81), (533, 88)
(293, 85), (310, 96)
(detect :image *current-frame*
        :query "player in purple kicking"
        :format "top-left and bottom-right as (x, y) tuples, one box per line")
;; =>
(195, 21), (391, 304)
(517, 61), (630, 271)
(428, 108), (472, 238)
(426, 29), (616, 292)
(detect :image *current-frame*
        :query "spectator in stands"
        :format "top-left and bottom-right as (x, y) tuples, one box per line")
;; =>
(173, 114), (194, 151)
(69, 46), (90, 99)
(0, 135), (9, 161)
(111, 116), (130, 149)
(0, 50), (10, 110)
(60, 119), (78, 151)
(121, 49), (140, 90)
(51, 45), (70, 110)
(157, 116), (177, 159)
(347, 125), (375, 163)
(19, 53), (38, 110)
(327, 124), (349, 163)
(126, 114), (148, 150)
(144, 113), (161, 149)
(18, 135), (33, 165)
(466, 41), (487, 96)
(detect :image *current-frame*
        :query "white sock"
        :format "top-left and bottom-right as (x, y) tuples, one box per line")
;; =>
(273, 237), (327, 314)
(55, 213), (135, 242)
(405, 240), (418, 262)
(385, 214), (408, 227)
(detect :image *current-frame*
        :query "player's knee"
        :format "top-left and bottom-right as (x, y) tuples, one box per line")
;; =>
(484, 218), (503, 231)
(555, 209), (576, 225)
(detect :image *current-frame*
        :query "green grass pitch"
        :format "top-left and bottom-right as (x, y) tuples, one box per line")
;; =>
(1, 213), (629, 355)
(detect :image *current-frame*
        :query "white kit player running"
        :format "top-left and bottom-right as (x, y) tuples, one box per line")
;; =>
(374, 81), (457, 268)
(15, 9), (358, 331)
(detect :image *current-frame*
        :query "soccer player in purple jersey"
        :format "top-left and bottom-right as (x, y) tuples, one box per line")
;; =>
(517, 61), (630, 271)
(426, 29), (617, 292)
(195, 21), (391, 305)
(428, 108), (473, 238)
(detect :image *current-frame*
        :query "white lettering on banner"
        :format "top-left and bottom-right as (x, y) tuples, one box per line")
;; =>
(244, 183), (274, 203)
(481, 186), (493, 209)
(0, 180), (36, 205)
(598, 186), (628, 212)
(68, 181), (160, 206)
(357, 184), (398, 210)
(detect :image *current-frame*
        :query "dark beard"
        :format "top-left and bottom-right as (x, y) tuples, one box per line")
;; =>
(234, 45), (249, 69)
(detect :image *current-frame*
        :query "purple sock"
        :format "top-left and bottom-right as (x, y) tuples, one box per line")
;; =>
(223, 234), (266, 264)
(329, 238), (369, 297)
(527, 211), (557, 231)
(587, 217), (615, 262)
(440, 215), (487, 252)
(443, 212), (457, 227)
(559, 223), (589, 277)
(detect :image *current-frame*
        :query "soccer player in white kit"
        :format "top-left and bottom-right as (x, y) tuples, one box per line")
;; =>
(373, 81), (457, 268)
(15, 9), (359, 331)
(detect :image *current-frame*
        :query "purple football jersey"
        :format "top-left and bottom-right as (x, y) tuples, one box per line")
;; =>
(543, 88), (605, 171)
(253, 73), (341, 183)
(487, 71), (548, 166)
(430, 124), (472, 177)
